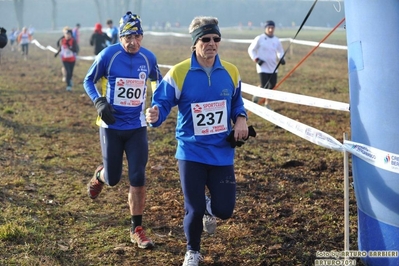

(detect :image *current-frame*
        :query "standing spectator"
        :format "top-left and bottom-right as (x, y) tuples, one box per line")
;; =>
(106, 19), (119, 45)
(146, 16), (250, 266)
(72, 23), (81, 55)
(17, 27), (32, 60)
(0, 27), (7, 48)
(83, 11), (162, 249)
(56, 28), (78, 91)
(247, 20), (285, 110)
(28, 25), (35, 36)
(90, 23), (111, 55)
(8, 28), (17, 51)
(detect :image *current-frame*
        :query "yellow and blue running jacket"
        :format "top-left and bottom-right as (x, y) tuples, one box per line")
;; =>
(150, 52), (247, 166)
(84, 43), (162, 130)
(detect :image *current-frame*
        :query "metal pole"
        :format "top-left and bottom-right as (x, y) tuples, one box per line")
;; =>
(343, 132), (350, 255)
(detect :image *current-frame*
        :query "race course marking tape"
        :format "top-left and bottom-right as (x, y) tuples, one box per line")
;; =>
(30, 38), (399, 174)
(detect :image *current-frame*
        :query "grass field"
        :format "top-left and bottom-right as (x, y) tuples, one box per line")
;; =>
(0, 28), (365, 265)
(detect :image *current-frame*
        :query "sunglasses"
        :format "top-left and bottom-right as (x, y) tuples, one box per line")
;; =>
(199, 36), (221, 43)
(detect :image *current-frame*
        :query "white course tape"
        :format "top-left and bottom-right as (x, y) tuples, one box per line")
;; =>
(244, 99), (344, 152)
(33, 36), (399, 175)
(291, 39), (347, 50)
(245, 98), (399, 174)
(31, 39), (58, 53)
(158, 64), (173, 69)
(77, 55), (96, 60)
(31, 39), (96, 61)
(343, 140), (399, 174)
(241, 83), (349, 112)
(146, 31), (190, 38)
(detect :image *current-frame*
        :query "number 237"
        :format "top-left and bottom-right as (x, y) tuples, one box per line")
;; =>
(196, 111), (223, 126)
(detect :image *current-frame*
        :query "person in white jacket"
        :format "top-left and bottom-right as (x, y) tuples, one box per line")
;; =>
(248, 20), (285, 110)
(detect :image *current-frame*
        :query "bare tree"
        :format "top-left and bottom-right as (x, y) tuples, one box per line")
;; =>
(119, 0), (142, 16)
(104, 0), (110, 20)
(133, 0), (142, 15)
(13, 0), (24, 29)
(93, 0), (103, 23)
(122, 0), (130, 12)
(51, 0), (57, 30)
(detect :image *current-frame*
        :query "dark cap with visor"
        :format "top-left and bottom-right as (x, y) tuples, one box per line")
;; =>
(265, 20), (275, 27)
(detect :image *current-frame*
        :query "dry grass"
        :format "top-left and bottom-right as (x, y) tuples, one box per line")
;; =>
(0, 29), (364, 265)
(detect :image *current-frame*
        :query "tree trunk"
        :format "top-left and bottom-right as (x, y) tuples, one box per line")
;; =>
(51, 0), (57, 30)
(133, 0), (142, 15)
(93, 0), (103, 23)
(123, 0), (130, 13)
(104, 0), (110, 20)
(14, 0), (24, 29)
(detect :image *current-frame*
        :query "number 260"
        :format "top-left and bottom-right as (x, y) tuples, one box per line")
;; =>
(117, 87), (142, 99)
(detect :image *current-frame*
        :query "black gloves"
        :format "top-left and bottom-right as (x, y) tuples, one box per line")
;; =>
(226, 125), (257, 148)
(94, 97), (116, 125)
(280, 58), (286, 65)
(256, 59), (265, 66)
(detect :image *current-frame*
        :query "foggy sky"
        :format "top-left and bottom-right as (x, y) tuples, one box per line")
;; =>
(0, 0), (345, 31)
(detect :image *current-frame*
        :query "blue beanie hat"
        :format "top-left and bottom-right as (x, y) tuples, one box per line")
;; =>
(119, 11), (143, 37)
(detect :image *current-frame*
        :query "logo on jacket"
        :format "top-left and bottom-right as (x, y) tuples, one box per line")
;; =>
(192, 104), (202, 113)
(137, 65), (147, 72)
(220, 89), (230, 97)
(139, 72), (147, 80)
(117, 79), (125, 86)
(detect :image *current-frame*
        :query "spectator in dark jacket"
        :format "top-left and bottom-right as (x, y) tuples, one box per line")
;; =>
(0, 27), (7, 48)
(90, 23), (111, 55)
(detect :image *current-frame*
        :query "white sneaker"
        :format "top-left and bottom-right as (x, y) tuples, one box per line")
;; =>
(62, 76), (66, 82)
(182, 250), (203, 266)
(66, 86), (72, 91)
(203, 196), (217, 234)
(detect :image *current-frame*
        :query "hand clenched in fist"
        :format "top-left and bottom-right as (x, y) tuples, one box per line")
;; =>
(146, 105), (159, 123)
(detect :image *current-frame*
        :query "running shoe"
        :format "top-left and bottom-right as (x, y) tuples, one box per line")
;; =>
(87, 165), (104, 199)
(203, 196), (217, 234)
(182, 250), (203, 266)
(130, 226), (154, 249)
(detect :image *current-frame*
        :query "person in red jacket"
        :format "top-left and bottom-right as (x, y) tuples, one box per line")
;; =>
(56, 27), (78, 91)
(90, 23), (111, 55)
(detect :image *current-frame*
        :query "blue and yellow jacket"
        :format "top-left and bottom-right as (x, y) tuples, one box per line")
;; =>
(150, 52), (247, 166)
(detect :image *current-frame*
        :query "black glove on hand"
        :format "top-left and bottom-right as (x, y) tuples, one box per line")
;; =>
(280, 58), (286, 65)
(94, 97), (116, 125)
(226, 125), (257, 148)
(256, 59), (265, 66)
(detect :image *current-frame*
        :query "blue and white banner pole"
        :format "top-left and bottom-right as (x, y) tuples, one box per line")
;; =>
(344, 1), (399, 265)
